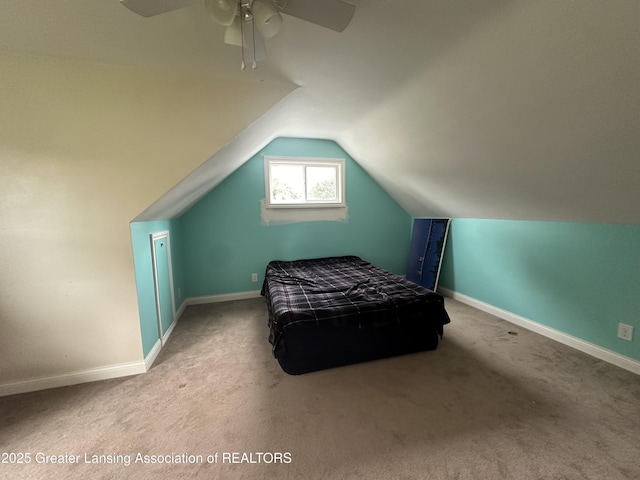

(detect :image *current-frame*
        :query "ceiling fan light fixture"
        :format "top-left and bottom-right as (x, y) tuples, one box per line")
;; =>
(252, 0), (283, 39)
(205, 0), (237, 26)
(119, 0), (357, 71)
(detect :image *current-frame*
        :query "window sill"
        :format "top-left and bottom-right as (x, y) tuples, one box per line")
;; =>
(265, 202), (347, 209)
(260, 200), (349, 225)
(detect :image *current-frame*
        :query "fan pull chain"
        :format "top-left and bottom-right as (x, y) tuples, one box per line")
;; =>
(251, 19), (257, 69)
(240, 6), (246, 70)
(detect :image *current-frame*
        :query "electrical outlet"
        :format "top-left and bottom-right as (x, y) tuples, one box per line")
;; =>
(617, 323), (634, 341)
(251, 273), (258, 283)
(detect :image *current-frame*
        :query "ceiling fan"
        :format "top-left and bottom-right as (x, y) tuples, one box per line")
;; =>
(119, 0), (356, 69)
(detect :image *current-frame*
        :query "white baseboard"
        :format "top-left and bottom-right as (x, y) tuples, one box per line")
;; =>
(439, 287), (640, 376)
(0, 291), (264, 397)
(162, 318), (177, 345)
(0, 361), (147, 398)
(144, 339), (162, 371)
(185, 290), (262, 306)
(175, 299), (187, 320)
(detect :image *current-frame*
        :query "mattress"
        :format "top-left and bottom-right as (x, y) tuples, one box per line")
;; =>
(261, 255), (451, 362)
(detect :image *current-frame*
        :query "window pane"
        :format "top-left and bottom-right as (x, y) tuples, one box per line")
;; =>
(265, 157), (345, 208)
(306, 166), (337, 201)
(270, 164), (305, 203)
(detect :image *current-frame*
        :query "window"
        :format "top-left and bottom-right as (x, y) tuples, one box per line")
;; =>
(265, 156), (346, 208)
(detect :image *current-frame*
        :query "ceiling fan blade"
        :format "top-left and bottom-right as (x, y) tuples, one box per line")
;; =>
(119, 0), (199, 18)
(279, 0), (355, 32)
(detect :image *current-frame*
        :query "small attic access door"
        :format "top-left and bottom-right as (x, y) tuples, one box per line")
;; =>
(151, 231), (176, 346)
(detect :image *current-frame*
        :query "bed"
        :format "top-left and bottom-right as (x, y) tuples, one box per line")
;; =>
(261, 255), (450, 374)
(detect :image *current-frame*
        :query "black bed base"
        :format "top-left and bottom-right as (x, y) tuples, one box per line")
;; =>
(275, 323), (440, 375)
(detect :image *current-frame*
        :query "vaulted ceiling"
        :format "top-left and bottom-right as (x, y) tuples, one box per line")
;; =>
(2, 0), (639, 223)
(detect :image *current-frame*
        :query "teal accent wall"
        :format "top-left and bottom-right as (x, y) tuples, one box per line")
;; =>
(179, 137), (412, 297)
(130, 219), (184, 357)
(439, 219), (640, 361)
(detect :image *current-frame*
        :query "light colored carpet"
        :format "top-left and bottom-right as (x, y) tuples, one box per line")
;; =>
(1, 297), (639, 479)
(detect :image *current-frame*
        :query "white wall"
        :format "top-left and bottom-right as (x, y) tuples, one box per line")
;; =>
(0, 52), (292, 386)
(340, 0), (640, 223)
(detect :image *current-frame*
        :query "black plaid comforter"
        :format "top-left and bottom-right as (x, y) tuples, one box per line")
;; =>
(261, 256), (451, 356)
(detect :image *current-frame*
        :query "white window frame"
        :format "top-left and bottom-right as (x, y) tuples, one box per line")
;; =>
(264, 156), (346, 209)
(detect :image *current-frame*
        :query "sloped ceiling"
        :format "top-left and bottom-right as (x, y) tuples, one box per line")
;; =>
(2, 0), (639, 223)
